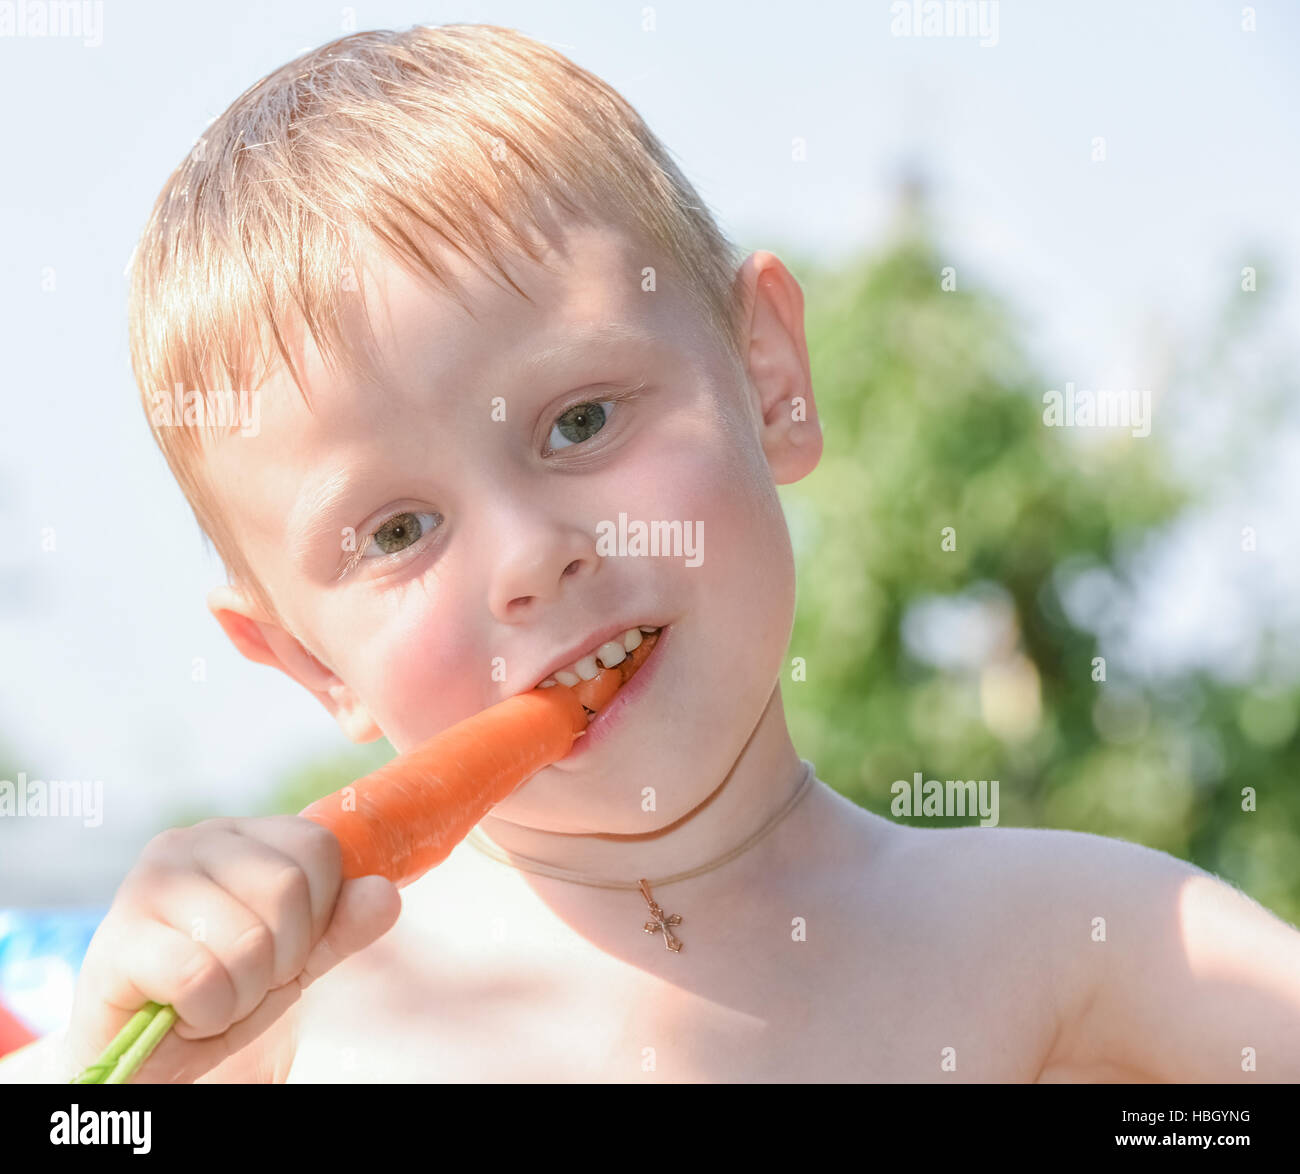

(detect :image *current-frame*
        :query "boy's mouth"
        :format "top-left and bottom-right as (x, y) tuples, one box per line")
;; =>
(533, 624), (663, 716)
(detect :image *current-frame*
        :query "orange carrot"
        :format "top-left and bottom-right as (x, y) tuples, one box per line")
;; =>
(618, 631), (658, 681)
(571, 668), (621, 712)
(300, 682), (589, 888)
(569, 629), (659, 711)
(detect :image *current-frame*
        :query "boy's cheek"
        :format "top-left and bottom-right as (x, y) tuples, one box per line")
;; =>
(622, 421), (745, 530)
(339, 599), (481, 752)
(642, 441), (795, 704)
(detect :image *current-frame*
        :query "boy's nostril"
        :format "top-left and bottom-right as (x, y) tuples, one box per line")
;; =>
(562, 559), (581, 577)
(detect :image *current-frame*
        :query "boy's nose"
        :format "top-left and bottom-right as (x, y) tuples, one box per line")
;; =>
(488, 534), (599, 622)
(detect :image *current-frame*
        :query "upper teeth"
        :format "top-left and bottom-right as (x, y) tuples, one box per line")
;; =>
(539, 626), (659, 687)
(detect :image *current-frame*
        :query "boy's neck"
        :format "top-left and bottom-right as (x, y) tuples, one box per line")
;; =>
(472, 684), (813, 911)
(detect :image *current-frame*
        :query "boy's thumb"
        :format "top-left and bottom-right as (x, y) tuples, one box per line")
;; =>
(299, 875), (401, 989)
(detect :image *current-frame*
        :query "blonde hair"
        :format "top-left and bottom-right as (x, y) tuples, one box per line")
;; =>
(127, 22), (746, 630)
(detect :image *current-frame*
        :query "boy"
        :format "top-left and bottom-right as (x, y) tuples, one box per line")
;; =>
(6, 22), (1300, 1083)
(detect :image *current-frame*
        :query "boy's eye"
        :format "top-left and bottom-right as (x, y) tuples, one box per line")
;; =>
(549, 400), (615, 449)
(363, 510), (442, 558)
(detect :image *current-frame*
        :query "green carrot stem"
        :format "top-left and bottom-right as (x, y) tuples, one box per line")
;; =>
(104, 1003), (176, 1084)
(69, 1003), (158, 1084)
(69, 1002), (176, 1085)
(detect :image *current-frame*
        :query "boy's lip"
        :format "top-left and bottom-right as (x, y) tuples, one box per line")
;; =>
(524, 617), (665, 694)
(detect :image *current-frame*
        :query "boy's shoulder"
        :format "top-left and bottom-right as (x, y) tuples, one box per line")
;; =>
(891, 820), (1300, 1082)
(871, 820), (1216, 1080)
(887, 819), (1206, 906)
(872, 816), (1200, 940)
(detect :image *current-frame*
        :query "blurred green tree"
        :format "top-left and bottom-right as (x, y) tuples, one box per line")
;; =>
(780, 192), (1300, 926)
(260, 738), (396, 821)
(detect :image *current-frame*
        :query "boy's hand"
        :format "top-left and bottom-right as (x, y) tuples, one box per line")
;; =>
(60, 815), (401, 1083)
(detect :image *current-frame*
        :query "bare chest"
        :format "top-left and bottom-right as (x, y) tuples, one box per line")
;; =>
(289, 847), (1052, 1082)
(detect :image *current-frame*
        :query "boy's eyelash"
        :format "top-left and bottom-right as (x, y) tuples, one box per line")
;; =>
(337, 535), (377, 581)
(336, 513), (435, 581)
(335, 380), (646, 580)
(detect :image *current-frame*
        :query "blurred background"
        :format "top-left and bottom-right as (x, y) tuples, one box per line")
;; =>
(1, 1), (1298, 1039)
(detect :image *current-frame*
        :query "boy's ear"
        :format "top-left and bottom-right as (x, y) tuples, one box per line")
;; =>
(206, 585), (383, 744)
(733, 250), (823, 485)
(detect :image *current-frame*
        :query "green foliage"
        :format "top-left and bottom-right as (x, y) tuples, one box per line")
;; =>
(259, 738), (397, 817)
(780, 215), (1300, 926)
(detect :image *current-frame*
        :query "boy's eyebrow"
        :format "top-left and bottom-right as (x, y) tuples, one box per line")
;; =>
(287, 321), (662, 574)
(515, 321), (659, 377)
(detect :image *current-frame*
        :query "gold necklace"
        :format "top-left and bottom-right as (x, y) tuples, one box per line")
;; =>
(464, 760), (817, 953)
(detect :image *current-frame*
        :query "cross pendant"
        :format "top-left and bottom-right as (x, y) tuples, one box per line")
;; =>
(638, 878), (683, 952)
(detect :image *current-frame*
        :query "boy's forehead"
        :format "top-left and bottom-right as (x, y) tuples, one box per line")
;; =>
(261, 217), (679, 422)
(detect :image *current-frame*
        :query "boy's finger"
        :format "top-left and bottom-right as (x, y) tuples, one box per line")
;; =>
(136, 871), (275, 1028)
(65, 920), (238, 1071)
(131, 981), (303, 1084)
(190, 829), (315, 987)
(135, 874), (394, 1082)
(298, 875), (401, 988)
(234, 815), (343, 940)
